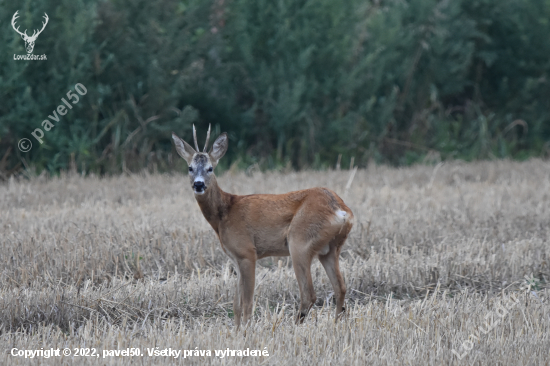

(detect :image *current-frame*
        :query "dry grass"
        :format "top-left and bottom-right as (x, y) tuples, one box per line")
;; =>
(1, 159), (549, 365)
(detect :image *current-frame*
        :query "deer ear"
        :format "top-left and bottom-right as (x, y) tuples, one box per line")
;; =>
(172, 132), (196, 165)
(209, 133), (228, 167)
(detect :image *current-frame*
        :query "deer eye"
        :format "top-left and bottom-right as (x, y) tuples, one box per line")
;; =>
(188, 167), (193, 172)
(207, 167), (213, 173)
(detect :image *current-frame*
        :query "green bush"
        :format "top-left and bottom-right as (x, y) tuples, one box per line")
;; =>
(1, 0), (549, 176)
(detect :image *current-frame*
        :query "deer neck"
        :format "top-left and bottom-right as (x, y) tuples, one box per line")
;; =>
(194, 177), (230, 234)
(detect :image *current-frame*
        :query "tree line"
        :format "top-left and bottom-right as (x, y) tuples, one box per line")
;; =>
(1, 0), (549, 177)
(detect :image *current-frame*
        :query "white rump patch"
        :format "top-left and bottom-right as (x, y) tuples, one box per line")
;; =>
(331, 209), (348, 227)
(335, 210), (347, 219)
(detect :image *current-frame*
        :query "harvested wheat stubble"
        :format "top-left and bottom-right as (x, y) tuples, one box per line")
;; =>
(1, 159), (549, 365)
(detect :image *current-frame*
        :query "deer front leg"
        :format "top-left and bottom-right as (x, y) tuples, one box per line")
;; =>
(233, 267), (242, 328)
(237, 257), (256, 327)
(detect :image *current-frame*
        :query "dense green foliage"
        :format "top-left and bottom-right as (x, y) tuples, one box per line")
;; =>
(1, 0), (549, 175)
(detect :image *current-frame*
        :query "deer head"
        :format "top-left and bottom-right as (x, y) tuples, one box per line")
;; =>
(11, 11), (49, 54)
(172, 125), (228, 195)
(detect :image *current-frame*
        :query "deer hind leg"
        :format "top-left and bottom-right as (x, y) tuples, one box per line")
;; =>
(287, 229), (319, 324)
(319, 234), (348, 321)
(289, 244), (316, 323)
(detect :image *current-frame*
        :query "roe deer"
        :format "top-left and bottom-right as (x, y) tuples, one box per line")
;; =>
(172, 126), (353, 327)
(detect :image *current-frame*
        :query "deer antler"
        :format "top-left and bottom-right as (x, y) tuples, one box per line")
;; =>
(192, 124), (200, 151)
(203, 124), (211, 152)
(29, 13), (49, 40)
(11, 11), (27, 37)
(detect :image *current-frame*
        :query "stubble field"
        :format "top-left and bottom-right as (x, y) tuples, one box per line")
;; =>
(1, 159), (549, 365)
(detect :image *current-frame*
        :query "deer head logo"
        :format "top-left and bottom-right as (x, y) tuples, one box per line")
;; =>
(11, 11), (49, 54)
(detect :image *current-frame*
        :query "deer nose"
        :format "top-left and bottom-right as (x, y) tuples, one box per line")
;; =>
(193, 181), (205, 190)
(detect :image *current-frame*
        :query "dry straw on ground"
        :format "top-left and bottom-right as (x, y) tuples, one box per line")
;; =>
(1, 159), (549, 365)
